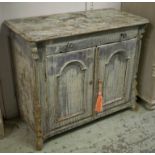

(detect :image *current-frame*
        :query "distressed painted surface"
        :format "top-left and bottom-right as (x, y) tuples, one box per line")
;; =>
(45, 28), (139, 55)
(5, 8), (148, 150)
(96, 38), (137, 111)
(45, 48), (94, 132)
(5, 8), (149, 42)
(11, 38), (35, 130)
(57, 65), (85, 118)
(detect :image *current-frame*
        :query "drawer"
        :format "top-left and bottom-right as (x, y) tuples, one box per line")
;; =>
(45, 27), (139, 55)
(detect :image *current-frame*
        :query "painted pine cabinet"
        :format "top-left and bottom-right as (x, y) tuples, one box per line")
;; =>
(4, 9), (148, 150)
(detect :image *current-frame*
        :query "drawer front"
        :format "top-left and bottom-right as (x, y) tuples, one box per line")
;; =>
(46, 28), (138, 55)
(45, 47), (95, 131)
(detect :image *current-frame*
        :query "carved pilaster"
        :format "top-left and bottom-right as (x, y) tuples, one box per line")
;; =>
(131, 26), (146, 110)
(33, 71), (43, 150)
(30, 43), (43, 149)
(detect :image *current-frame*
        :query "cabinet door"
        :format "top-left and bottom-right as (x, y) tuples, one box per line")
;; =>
(96, 38), (137, 110)
(46, 48), (94, 131)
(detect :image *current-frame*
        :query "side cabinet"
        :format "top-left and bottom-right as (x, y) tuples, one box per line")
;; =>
(4, 8), (148, 150)
(96, 38), (137, 111)
(46, 48), (95, 131)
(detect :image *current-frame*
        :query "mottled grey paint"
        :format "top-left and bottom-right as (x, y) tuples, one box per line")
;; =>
(5, 9), (148, 42)
(4, 8), (148, 150)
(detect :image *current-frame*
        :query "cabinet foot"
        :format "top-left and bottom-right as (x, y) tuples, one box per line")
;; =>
(131, 102), (138, 111)
(35, 137), (43, 150)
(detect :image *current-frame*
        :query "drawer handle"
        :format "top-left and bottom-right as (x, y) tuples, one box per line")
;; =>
(95, 80), (103, 113)
(120, 32), (127, 40)
(60, 42), (73, 53)
(67, 42), (73, 48)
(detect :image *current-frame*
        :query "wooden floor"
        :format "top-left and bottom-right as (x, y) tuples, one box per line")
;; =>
(0, 102), (155, 153)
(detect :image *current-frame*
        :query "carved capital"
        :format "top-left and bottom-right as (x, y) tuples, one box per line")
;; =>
(32, 47), (39, 60)
(138, 26), (146, 40)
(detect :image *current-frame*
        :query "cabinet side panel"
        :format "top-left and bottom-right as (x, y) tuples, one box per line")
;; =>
(11, 38), (35, 129)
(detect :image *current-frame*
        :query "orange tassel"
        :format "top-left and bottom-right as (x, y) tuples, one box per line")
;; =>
(95, 80), (103, 113)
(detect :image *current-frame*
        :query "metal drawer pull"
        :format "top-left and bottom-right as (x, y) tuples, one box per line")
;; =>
(67, 42), (73, 48)
(120, 32), (127, 40)
(95, 80), (103, 113)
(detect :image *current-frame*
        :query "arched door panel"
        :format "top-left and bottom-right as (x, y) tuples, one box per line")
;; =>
(96, 38), (137, 111)
(46, 48), (95, 131)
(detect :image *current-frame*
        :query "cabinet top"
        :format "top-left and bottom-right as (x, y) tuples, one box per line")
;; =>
(5, 8), (149, 42)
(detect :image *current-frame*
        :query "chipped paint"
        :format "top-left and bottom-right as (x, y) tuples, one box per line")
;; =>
(5, 9), (149, 42)
(5, 9), (148, 150)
